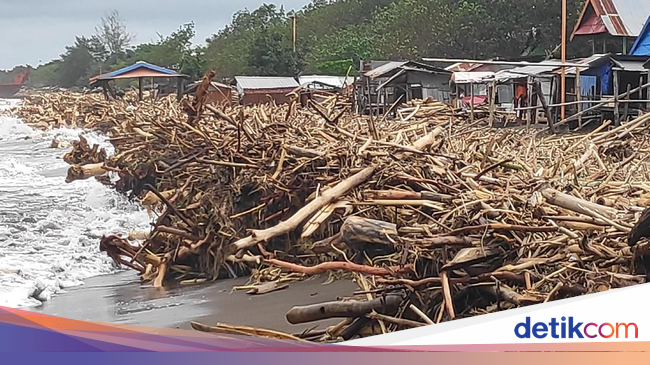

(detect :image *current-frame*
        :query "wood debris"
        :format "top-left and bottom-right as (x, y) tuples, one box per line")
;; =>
(6, 76), (650, 342)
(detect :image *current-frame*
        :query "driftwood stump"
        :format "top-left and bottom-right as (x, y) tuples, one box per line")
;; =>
(340, 216), (398, 263)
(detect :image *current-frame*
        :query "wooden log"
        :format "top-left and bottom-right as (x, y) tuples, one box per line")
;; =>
(191, 321), (304, 341)
(65, 163), (106, 183)
(367, 312), (426, 328)
(363, 189), (452, 202)
(231, 166), (376, 255)
(441, 271), (455, 319)
(284, 145), (326, 158)
(400, 236), (475, 248)
(286, 295), (402, 324)
(441, 223), (558, 237)
(541, 188), (617, 218)
(264, 259), (413, 276)
(340, 216), (398, 250)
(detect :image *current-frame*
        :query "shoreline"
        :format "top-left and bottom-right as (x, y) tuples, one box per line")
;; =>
(34, 271), (356, 333)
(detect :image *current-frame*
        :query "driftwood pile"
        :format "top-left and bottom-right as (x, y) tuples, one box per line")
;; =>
(8, 81), (650, 342)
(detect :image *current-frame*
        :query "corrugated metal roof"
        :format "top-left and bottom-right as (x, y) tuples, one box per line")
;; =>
(364, 62), (408, 78)
(91, 61), (182, 82)
(452, 72), (495, 84)
(612, 59), (648, 71)
(564, 54), (610, 74)
(573, 0), (650, 37)
(298, 75), (355, 88)
(364, 61), (450, 79)
(507, 63), (563, 76)
(445, 62), (484, 72)
(234, 76), (299, 90)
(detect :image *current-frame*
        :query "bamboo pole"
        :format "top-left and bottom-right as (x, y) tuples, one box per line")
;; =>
(470, 82), (475, 123)
(561, 0), (567, 120)
(489, 79), (497, 127)
(614, 70), (620, 126)
(576, 68), (582, 128)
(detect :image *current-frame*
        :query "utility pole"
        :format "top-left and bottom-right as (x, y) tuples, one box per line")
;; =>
(556, 0), (560, 120)
(290, 14), (297, 53)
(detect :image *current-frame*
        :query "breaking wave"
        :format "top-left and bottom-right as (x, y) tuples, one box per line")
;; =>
(0, 99), (150, 307)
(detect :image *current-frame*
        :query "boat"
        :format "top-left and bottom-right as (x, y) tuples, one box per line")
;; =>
(0, 71), (28, 98)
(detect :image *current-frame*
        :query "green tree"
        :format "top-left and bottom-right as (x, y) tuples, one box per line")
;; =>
(95, 10), (133, 55)
(249, 26), (303, 76)
(58, 37), (96, 87)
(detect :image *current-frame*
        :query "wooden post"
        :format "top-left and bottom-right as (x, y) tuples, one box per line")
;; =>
(101, 84), (109, 100)
(106, 82), (117, 99)
(560, 0), (567, 120)
(614, 70), (620, 126)
(576, 68), (582, 128)
(526, 76), (533, 127)
(470, 82), (475, 123)
(646, 73), (650, 111)
(534, 80), (555, 133)
(365, 76), (371, 116)
(488, 79), (497, 127)
(176, 77), (184, 101)
(291, 15), (297, 53)
(623, 83), (631, 122)
(592, 35), (596, 54)
(138, 77), (143, 101)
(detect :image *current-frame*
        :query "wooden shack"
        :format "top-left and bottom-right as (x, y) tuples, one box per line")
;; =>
(233, 76), (299, 106)
(357, 61), (451, 116)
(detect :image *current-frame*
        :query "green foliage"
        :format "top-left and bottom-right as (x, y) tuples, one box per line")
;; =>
(29, 62), (59, 87)
(315, 59), (355, 75)
(58, 37), (97, 87)
(5, 0), (593, 87)
(249, 26), (303, 76)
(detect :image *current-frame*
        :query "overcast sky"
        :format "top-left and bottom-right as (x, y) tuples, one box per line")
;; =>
(0, 0), (311, 70)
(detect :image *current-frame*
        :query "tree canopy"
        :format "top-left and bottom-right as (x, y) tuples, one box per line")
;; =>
(2, 1), (594, 86)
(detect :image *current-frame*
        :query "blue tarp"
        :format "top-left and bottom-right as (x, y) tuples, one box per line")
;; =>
(632, 17), (650, 56)
(588, 62), (613, 95)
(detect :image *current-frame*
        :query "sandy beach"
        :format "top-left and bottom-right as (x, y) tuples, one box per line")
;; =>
(34, 271), (356, 333)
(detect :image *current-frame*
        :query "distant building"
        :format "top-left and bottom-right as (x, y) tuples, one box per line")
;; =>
(571, 0), (650, 54)
(357, 61), (452, 115)
(233, 76), (299, 105)
(89, 61), (187, 100)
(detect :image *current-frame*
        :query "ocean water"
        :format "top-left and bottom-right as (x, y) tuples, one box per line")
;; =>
(0, 98), (150, 308)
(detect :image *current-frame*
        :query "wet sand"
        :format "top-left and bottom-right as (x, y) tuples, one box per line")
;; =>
(33, 272), (356, 333)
